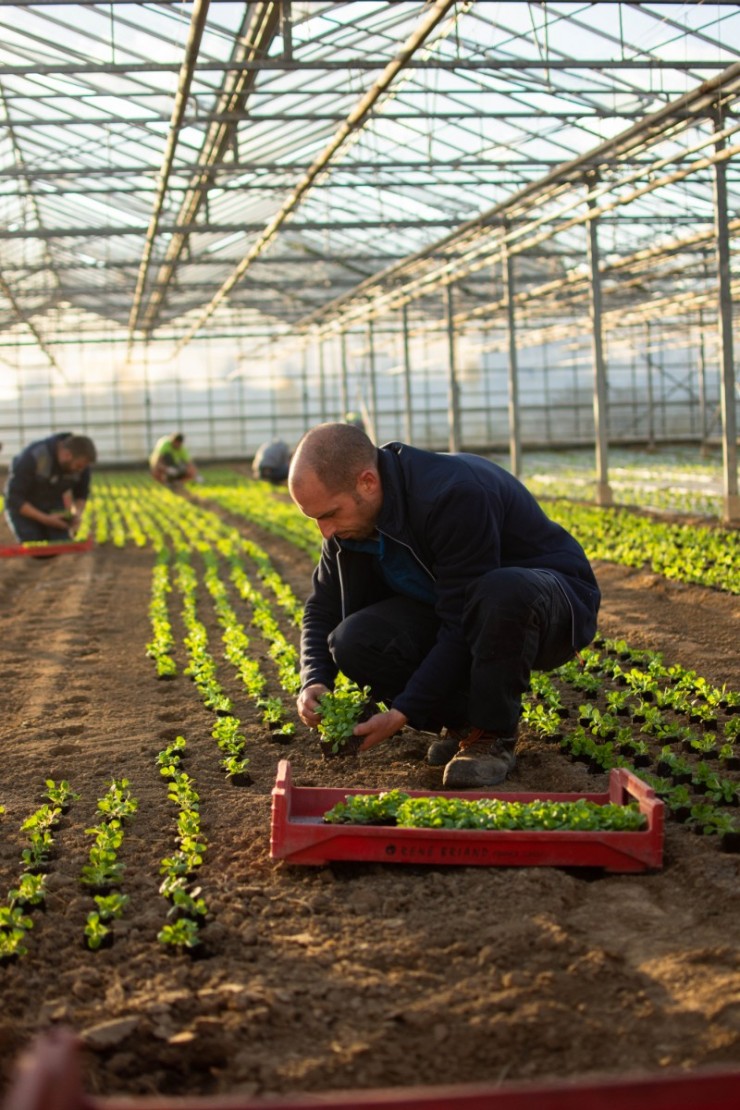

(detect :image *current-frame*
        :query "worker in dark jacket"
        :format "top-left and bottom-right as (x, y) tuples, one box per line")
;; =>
(252, 438), (291, 483)
(288, 422), (600, 787)
(4, 432), (97, 543)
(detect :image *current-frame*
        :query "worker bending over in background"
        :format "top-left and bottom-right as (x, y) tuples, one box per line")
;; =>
(150, 432), (200, 485)
(252, 438), (291, 484)
(4, 432), (97, 543)
(288, 422), (601, 788)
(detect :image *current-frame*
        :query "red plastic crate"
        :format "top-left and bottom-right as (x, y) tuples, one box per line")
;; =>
(4, 1028), (739, 1110)
(0, 537), (93, 558)
(270, 760), (664, 872)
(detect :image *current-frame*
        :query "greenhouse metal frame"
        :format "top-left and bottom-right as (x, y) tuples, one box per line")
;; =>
(0, 1), (737, 516)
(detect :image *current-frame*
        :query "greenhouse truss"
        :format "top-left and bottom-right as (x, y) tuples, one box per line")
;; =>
(0, 1), (737, 516)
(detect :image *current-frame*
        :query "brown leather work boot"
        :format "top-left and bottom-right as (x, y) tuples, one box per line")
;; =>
(426, 727), (467, 767)
(441, 727), (517, 788)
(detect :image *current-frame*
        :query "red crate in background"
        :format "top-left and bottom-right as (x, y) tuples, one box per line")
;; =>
(3, 1029), (738, 1110)
(0, 537), (93, 558)
(270, 760), (664, 872)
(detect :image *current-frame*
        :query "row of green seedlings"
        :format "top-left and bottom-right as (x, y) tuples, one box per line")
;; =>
(146, 549), (178, 679)
(103, 482), (303, 771)
(156, 735), (208, 953)
(522, 640), (739, 840)
(524, 460), (724, 518)
(190, 478), (322, 562)
(161, 485), (306, 627)
(114, 478), (304, 705)
(175, 549), (250, 783)
(200, 542), (294, 737)
(193, 469), (740, 596)
(0, 781), (78, 963)
(546, 497), (740, 595)
(88, 483), (128, 547)
(219, 548), (301, 722)
(125, 498), (244, 738)
(161, 486), (305, 647)
(139, 486), (299, 718)
(89, 475), (187, 550)
(80, 779), (138, 950)
(324, 789), (648, 832)
(164, 498), (301, 734)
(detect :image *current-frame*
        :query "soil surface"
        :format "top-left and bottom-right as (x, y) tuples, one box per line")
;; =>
(0, 495), (739, 1104)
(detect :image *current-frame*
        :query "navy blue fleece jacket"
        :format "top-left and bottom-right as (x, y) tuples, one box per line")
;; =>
(300, 442), (600, 728)
(5, 433), (92, 515)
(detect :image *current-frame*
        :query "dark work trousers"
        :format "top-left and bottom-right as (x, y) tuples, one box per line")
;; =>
(4, 509), (67, 543)
(328, 566), (576, 735)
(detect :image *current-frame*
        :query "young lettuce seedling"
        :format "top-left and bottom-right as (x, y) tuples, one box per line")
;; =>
(317, 683), (382, 756)
(84, 912), (111, 951)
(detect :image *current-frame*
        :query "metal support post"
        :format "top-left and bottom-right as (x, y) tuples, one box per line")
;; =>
(281, 0), (292, 59)
(402, 303), (413, 443)
(340, 331), (349, 421)
(301, 347), (310, 433)
(502, 239), (521, 477)
(713, 125), (739, 522)
(446, 284), (461, 453)
(318, 336), (326, 423)
(586, 182), (613, 506)
(697, 310), (708, 451)
(645, 322), (655, 451)
(367, 319), (378, 442)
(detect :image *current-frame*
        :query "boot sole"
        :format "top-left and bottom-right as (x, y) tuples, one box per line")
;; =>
(442, 755), (516, 788)
(426, 743), (460, 767)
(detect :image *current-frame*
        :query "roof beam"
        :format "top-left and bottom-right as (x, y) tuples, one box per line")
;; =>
(0, 218), (467, 239)
(293, 60), (740, 334)
(172, 0), (463, 352)
(138, 1), (282, 337)
(0, 272), (69, 381)
(126, 0), (211, 341)
(0, 59), (734, 77)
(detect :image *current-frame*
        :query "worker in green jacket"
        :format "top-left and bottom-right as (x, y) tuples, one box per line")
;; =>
(149, 433), (200, 484)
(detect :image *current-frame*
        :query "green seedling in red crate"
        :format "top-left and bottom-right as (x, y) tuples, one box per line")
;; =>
(323, 789), (410, 824)
(324, 793), (648, 832)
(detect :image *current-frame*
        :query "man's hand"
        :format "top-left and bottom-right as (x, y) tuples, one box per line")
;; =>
(296, 683), (331, 728)
(47, 511), (74, 532)
(355, 707), (408, 752)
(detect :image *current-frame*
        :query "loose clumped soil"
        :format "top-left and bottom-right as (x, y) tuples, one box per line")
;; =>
(0, 498), (739, 1102)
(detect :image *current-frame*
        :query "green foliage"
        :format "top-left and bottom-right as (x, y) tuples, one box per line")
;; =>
(158, 918), (201, 949)
(325, 792), (648, 832)
(317, 683), (372, 753)
(84, 912), (111, 950)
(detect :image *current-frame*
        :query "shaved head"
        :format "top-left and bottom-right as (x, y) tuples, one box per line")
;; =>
(288, 423), (382, 542)
(289, 422), (377, 495)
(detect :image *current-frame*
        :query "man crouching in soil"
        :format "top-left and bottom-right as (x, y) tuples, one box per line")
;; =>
(288, 422), (601, 788)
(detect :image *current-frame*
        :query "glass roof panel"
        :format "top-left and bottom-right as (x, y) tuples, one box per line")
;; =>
(0, 1), (737, 361)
